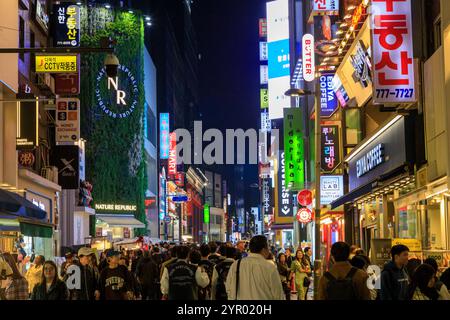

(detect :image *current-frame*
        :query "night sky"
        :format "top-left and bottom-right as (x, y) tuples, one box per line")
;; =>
(193, 0), (265, 192)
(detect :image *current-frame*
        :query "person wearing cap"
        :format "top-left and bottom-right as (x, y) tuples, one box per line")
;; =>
(66, 247), (100, 300)
(98, 250), (134, 300)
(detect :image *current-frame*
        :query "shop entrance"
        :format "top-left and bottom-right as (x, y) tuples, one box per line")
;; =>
(362, 226), (377, 255)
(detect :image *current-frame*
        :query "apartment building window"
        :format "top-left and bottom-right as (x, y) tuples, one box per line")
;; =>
(19, 16), (25, 61)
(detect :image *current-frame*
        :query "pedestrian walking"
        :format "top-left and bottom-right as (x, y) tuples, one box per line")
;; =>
(277, 253), (291, 300)
(290, 249), (310, 300)
(136, 251), (159, 300)
(98, 250), (134, 300)
(380, 245), (410, 300)
(25, 254), (44, 295)
(67, 247), (100, 300)
(424, 257), (450, 300)
(409, 264), (439, 300)
(211, 246), (236, 300)
(198, 243), (215, 300)
(225, 235), (285, 300)
(160, 245), (210, 300)
(31, 261), (68, 300)
(2, 253), (28, 300)
(318, 242), (370, 300)
(236, 241), (248, 259)
(60, 252), (75, 278)
(285, 248), (293, 268)
(160, 246), (178, 280)
(350, 254), (377, 300)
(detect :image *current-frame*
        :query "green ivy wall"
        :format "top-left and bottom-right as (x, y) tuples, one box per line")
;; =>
(80, 7), (147, 236)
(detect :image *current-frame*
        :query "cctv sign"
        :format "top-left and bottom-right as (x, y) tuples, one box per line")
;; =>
(302, 34), (315, 82)
(95, 65), (139, 119)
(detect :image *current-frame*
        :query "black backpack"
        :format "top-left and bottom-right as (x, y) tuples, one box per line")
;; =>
(215, 261), (234, 300)
(324, 267), (358, 300)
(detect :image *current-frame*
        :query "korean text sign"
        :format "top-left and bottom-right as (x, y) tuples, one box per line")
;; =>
(283, 108), (305, 190)
(319, 73), (338, 117)
(53, 3), (80, 47)
(321, 125), (340, 173)
(371, 0), (416, 104)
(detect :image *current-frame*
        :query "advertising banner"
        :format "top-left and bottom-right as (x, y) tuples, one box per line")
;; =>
(313, 0), (339, 15)
(302, 34), (315, 82)
(260, 65), (269, 85)
(56, 98), (80, 143)
(55, 73), (80, 95)
(267, 0), (290, 120)
(283, 108), (304, 190)
(261, 178), (273, 216)
(321, 125), (340, 173)
(259, 42), (268, 61)
(260, 89), (269, 109)
(168, 132), (177, 175)
(371, 0), (416, 104)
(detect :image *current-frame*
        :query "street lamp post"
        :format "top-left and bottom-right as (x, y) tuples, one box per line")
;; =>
(285, 81), (322, 300)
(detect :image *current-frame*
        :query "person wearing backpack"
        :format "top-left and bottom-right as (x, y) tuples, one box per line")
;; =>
(211, 246), (236, 300)
(198, 243), (215, 300)
(318, 242), (370, 300)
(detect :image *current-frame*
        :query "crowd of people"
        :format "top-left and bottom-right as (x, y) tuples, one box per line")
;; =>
(2, 236), (450, 301)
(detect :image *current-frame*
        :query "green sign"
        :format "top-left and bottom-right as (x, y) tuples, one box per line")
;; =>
(204, 204), (210, 224)
(283, 108), (305, 190)
(260, 89), (268, 109)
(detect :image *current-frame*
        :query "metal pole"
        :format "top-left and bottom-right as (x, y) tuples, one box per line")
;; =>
(313, 79), (323, 300)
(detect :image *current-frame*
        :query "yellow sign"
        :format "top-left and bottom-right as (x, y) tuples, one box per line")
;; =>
(392, 238), (422, 252)
(35, 55), (78, 73)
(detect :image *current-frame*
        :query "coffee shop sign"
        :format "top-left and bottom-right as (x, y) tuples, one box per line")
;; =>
(356, 144), (385, 178)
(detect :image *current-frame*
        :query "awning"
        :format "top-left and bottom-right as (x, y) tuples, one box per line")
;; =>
(20, 222), (53, 238)
(330, 181), (375, 209)
(0, 188), (47, 220)
(96, 214), (145, 228)
(0, 212), (54, 237)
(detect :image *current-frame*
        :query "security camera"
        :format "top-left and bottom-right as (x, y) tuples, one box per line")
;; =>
(104, 53), (120, 78)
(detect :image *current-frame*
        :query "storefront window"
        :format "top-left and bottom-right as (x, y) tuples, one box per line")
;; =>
(398, 205), (418, 239)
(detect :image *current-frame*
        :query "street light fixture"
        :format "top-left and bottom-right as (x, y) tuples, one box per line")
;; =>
(285, 83), (322, 301)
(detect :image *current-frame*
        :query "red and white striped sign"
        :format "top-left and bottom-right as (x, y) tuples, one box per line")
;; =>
(168, 132), (177, 175)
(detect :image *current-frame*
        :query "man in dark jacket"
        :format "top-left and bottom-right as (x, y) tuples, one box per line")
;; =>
(66, 247), (99, 300)
(198, 243), (215, 300)
(160, 245), (209, 300)
(136, 251), (159, 300)
(380, 244), (410, 300)
(208, 242), (221, 264)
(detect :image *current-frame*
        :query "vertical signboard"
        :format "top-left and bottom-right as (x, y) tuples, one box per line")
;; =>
(53, 2), (80, 47)
(160, 113), (170, 159)
(371, 0), (416, 104)
(321, 125), (340, 173)
(168, 132), (177, 175)
(16, 99), (38, 150)
(260, 65), (269, 85)
(267, 0), (290, 120)
(283, 108), (304, 190)
(277, 151), (294, 217)
(260, 89), (269, 109)
(55, 73), (80, 95)
(259, 42), (268, 61)
(56, 98), (80, 143)
(204, 204), (210, 224)
(302, 34), (315, 82)
(259, 18), (267, 37)
(261, 178), (273, 216)
(50, 145), (80, 189)
(319, 73), (338, 117)
(159, 170), (167, 220)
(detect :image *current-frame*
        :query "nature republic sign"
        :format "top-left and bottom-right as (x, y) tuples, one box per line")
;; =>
(96, 65), (139, 119)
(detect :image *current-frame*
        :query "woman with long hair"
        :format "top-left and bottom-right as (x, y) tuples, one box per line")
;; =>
(2, 253), (29, 300)
(410, 264), (439, 300)
(290, 249), (310, 300)
(30, 261), (68, 300)
(277, 253), (291, 300)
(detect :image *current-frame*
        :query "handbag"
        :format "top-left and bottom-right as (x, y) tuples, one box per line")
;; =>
(303, 276), (311, 287)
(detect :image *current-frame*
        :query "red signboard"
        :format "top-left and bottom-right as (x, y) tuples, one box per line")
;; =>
(296, 208), (313, 224)
(259, 18), (267, 38)
(168, 132), (177, 175)
(175, 172), (185, 187)
(55, 73), (80, 95)
(372, 0), (416, 104)
(297, 190), (313, 206)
